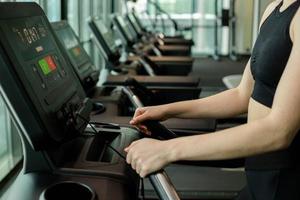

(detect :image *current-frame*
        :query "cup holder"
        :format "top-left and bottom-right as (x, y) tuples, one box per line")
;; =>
(40, 181), (96, 200)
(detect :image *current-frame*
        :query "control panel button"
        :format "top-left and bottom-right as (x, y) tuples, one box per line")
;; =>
(38, 55), (57, 75)
(38, 58), (51, 75)
(32, 65), (47, 90)
(72, 47), (81, 57)
(45, 55), (57, 70)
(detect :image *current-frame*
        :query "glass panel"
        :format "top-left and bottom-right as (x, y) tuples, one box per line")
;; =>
(79, 0), (91, 42)
(92, 0), (103, 17)
(192, 0), (218, 55)
(0, 97), (22, 183)
(44, 0), (61, 22)
(133, 0), (220, 55)
(68, 0), (79, 35)
(156, 0), (192, 14)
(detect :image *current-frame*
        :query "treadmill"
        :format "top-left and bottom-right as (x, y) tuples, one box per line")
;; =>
(112, 15), (191, 56)
(112, 14), (192, 56)
(131, 10), (194, 46)
(126, 12), (192, 55)
(0, 4), (245, 200)
(126, 12), (193, 46)
(89, 19), (194, 76)
(51, 20), (217, 134)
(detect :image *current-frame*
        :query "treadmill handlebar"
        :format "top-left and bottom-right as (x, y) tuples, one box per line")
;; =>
(123, 87), (180, 200)
(142, 120), (178, 140)
(149, 171), (180, 200)
(122, 86), (144, 108)
(138, 57), (156, 77)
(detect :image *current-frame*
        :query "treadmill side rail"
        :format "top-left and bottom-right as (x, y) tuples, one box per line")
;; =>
(149, 171), (181, 200)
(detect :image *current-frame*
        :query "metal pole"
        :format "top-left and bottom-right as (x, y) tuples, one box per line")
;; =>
(252, 0), (261, 47)
(213, 0), (220, 60)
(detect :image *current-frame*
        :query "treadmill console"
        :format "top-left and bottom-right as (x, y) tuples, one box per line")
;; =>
(127, 13), (143, 36)
(132, 11), (147, 32)
(0, 3), (91, 150)
(88, 19), (121, 64)
(96, 20), (118, 53)
(52, 21), (99, 91)
(112, 15), (137, 46)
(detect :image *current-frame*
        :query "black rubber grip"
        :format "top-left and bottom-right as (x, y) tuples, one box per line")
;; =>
(143, 120), (177, 140)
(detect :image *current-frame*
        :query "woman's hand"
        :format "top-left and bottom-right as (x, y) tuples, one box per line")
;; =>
(129, 105), (169, 134)
(124, 139), (174, 178)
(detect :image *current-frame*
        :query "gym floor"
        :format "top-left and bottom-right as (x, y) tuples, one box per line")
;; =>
(192, 57), (248, 87)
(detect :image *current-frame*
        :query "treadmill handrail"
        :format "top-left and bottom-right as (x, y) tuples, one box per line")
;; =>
(137, 57), (156, 76)
(122, 86), (144, 108)
(122, 86), (181, 200)
(149, 171), (181, 200)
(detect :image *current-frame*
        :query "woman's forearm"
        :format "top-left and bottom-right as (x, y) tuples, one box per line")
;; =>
(164, 88), (249, 119)
(167, 116), (290, 162)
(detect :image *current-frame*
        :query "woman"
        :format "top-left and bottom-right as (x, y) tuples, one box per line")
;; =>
(125, 0), (300, 199)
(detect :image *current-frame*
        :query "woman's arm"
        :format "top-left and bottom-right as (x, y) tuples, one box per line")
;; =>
(165, 62), (253, 119)
(126, 8), (300, 177)
(130, 61), (254, 126)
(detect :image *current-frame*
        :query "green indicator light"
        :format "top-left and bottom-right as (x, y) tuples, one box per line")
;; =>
(38, 59), (51, 75)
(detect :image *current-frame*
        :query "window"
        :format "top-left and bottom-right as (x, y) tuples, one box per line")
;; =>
(133, 0), (221, 55)
(0, 96), (22, 183)
(153, 0), (193, 14)
(43, 0), (61, 22)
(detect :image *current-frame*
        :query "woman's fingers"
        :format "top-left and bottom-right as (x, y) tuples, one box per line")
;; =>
(130, 112), (149, 125)
(132, 107), (146, 119)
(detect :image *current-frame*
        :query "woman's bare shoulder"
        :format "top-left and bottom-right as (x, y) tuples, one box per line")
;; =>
(260, 1), (282, 26)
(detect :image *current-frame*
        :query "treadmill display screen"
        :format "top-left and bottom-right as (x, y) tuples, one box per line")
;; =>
(0, 15), (86, 144)
(12, 22), (46, 46)
(54, 25), (92, 76)
(116, 16), (135, 41)
(94, 20), (117, 53)
(128, 13), (142, 34)
(3, 17), (68, 91)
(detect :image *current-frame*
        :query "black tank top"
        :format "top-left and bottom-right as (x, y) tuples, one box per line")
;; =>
(251, 0), (300, 107)
(246, 0), (300, 169)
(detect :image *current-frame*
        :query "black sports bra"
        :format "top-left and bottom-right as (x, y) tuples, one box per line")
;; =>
(251, 0), (300, 108)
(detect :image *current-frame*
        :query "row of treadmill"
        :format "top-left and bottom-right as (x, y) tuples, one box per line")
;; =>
(0, 2), (246, 200)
